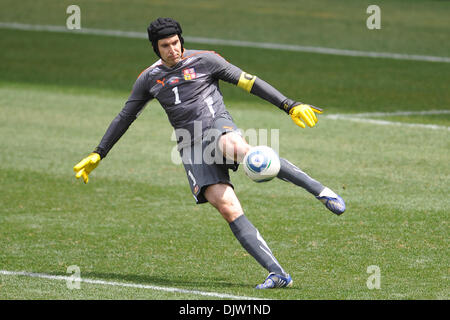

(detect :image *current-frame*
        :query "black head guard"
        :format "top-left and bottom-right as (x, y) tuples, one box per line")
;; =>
(147, 17), (184, 58)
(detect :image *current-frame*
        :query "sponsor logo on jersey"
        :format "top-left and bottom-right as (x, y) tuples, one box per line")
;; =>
(156, 77), (166, 86)
(183, 68), (197, 81)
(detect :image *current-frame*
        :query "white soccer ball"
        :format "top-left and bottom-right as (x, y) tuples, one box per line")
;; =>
(243, 146), (281, 183)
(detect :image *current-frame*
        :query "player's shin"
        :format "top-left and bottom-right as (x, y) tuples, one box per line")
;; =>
(229, 215), (288, 277)
(277, 158), (324, 196)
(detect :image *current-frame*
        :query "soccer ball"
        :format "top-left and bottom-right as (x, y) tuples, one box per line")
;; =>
(243, 146), (281, 182)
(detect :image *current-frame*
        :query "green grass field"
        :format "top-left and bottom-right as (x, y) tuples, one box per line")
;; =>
(0, 0), (449, 300)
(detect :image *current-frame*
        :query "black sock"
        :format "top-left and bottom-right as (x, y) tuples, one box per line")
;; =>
(277, 158), (324, 196)
(229, 215), (287, 276)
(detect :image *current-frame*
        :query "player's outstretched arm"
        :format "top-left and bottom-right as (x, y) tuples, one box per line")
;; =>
(236, 71), (322, 128)
(73, 71), (152, 183)
(73, 102), (145, 184)
(202, 52), (323, 128)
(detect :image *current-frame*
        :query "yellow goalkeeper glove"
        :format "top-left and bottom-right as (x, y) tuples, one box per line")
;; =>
(289, 104), (323, 128)
(73, 152), (101, 184)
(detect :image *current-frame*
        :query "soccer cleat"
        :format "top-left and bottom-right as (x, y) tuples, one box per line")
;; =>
(316, 187), (346, 215)
(255, 273), (293, 289)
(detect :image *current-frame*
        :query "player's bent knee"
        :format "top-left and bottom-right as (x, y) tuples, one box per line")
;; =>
(204, 184), (244, 223)
(213, 196), (243, 222)
(217, 203), (243, 223)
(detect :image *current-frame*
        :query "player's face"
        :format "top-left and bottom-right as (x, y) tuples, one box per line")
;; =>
(158, 35), (183, 67)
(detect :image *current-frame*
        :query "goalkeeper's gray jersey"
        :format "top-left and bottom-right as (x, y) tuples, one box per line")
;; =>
(95, 49), (289, 158)
(96, 50), (242, 156)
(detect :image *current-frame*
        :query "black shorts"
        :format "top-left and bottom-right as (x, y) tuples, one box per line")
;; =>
(179, 112), (240, 204)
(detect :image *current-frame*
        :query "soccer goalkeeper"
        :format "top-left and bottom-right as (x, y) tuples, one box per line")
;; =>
(74, 18), (345, 289)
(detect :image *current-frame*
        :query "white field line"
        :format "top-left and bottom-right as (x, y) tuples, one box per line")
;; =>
(325, 116), (450, 131)
(324, 110), (450, 131)
(0, 270), (267, 300)
(335, 110), (450, 118)
(1, 22), (449, 63)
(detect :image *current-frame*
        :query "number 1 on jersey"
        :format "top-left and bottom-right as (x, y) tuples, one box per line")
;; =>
(205, 96), (215, 117)
(172, 86), (181, 105)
